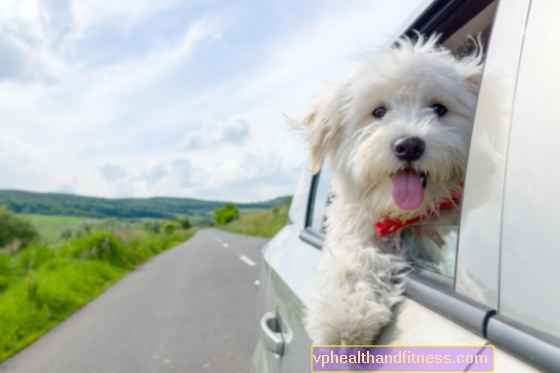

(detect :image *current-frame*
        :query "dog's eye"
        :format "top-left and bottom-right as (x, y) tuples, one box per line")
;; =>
(432, 104), (447, 117)
(372, 107), (387, 118)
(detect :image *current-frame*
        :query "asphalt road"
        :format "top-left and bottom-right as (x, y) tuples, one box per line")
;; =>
(0, 229), (269, 373)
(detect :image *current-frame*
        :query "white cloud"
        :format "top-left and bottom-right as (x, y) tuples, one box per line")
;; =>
(206, 134), (304, 187)
(100, 130), (304, 200)
(0, 0), (202, 82)
(209, 32), (223, 42)
(131, 156), (195, 197)
(182, 117), (250, 149)
(0, 0), (75, 81)
(0, 137), (41, 162)
(71, 0), (189, 35)
(56, 183), (77, 194)
(99, 164), (127, 181)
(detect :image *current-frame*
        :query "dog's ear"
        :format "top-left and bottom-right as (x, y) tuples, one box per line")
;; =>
(296, 90), (343, 174)
(462, 67), (483, 93)
(458, 37), (484, 93)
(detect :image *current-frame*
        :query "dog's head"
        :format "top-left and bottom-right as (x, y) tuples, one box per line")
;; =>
(298, 34), (483, 221)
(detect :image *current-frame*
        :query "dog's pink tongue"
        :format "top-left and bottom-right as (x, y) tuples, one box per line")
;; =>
(390, 169), (424, 211)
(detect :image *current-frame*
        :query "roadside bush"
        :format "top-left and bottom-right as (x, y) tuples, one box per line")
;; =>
(162, 221), (180, 234)
(219, 202), (289, 238)
(143, 220), (161, 233)
(0, 206), (39, 249)
(0, 254), (11, 293)
(60, 231), (137, 269)
(0, 254), (11, 277)
(179, 218), (191, 229)
(214, 203), (240, 225)
(14, 247), (56, 275)
(59, 230), (72, 240)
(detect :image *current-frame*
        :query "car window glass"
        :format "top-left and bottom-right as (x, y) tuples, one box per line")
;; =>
(288, 168), (312, 228)
(309, 159), (332, 235)
(400, 3), (496, 280)
(400, 225), (458, 279)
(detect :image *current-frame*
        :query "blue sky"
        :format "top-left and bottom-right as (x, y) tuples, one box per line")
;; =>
(0, 0), (431, 202)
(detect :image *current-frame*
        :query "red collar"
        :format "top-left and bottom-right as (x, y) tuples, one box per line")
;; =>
(374, 185), (462, 237)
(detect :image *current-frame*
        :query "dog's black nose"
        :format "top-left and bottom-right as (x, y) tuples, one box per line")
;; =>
(393, 137), (425, 161)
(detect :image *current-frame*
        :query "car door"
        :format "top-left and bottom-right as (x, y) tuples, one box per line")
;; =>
(252, 165), (318, 373)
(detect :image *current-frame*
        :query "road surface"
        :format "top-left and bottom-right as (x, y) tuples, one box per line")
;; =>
(0, 229), (268, 373)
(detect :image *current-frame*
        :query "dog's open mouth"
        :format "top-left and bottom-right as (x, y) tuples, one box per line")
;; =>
(390, 168), (427, 211)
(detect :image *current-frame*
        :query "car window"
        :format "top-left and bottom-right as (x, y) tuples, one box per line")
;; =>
(307, 159), (332, 236)
(399, 1), (497, 281)
(288, 168), (313, 229)
(400, 225), (458, 279)
(302, 4), (498, 280)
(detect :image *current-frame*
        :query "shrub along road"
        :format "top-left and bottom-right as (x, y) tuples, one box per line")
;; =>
(0, 229), (268, 373)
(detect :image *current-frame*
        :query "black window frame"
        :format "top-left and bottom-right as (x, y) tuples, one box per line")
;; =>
(305, 170), (321, 230)
(300, 161), (331, 249)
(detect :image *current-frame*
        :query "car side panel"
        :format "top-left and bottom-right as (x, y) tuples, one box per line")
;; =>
(494, 349), (541, 373)
(253, 240), (277, 373)
(265, 226), (321, 373)
(376, 299), (487, 345)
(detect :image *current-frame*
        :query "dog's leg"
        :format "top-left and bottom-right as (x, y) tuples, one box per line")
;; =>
(305, 244), (407, 345)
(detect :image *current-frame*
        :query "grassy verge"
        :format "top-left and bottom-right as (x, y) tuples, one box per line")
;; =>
(218, 203), (289, 238)
(0, 226), (195, 362)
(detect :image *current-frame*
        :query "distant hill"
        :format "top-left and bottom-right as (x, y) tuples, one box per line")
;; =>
(0, 190), (291, 219)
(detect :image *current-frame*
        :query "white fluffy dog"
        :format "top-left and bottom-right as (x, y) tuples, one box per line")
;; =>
(298, 34), (483, 345)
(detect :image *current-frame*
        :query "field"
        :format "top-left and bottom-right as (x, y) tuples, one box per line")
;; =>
(24, 214), (95, 242)
(219, 202), (289, 238)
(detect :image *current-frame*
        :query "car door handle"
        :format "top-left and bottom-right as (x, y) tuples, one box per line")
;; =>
(260, 312), (284, 356)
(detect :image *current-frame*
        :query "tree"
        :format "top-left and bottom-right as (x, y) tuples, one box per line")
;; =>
(214, 203), (240, 225)
(162, 221), (180, 234)
(0, 206), (39, 249)
(179, 218), (191, 229)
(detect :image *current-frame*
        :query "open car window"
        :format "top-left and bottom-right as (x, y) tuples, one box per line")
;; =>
(302, 2), (499, 282)
(400, 225), (458, 279)
(398, 0), (497, 281)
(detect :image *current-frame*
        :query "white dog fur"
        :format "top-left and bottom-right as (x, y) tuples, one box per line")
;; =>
(297, 34), (483, 345)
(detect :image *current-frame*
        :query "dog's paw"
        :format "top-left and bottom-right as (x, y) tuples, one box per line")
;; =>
(307, 316), (388, 345)
(306, 294), (393, 345)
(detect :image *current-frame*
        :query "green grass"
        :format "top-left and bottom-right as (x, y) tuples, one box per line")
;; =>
(238, 207), (267, 215)
(0, 259), (124, 356)
(24, 214), (94, 242)
(0, 225), (196, 362)
(218, 203), (289, 238)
